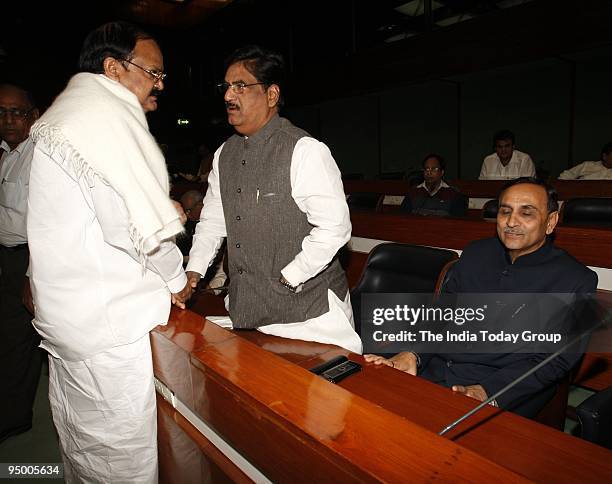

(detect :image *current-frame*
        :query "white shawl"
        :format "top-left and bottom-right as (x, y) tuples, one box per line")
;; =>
(30, 73), (182, 256)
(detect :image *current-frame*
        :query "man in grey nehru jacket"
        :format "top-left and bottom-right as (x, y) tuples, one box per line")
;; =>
(186, 45), (361, 353)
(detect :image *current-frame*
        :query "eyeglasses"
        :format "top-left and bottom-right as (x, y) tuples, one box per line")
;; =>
(216, 81), (265, 95)
(0, 107), (33, 119)
(423, 167), (442, 173)
(120, 58), (167, 83)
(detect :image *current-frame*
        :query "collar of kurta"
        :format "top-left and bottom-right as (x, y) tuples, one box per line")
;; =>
(499, 236), (555, 266)
(0, 138), (27, 154)
(242, 113), (282, 147)
(417, 179), (450, 196)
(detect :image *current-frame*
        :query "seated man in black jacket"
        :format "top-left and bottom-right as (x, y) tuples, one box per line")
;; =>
(400, 154), (466, 217)
(366, 178), (597, 416)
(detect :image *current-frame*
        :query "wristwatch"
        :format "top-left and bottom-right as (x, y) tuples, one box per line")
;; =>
(279, 275), (301, 293)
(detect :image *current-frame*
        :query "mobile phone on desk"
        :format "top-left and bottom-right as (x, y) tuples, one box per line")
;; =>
(309, 355), (361, 384)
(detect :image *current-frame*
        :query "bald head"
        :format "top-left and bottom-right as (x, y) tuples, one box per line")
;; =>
(180, 190), (204, 221)
(0, 84), (38, 149)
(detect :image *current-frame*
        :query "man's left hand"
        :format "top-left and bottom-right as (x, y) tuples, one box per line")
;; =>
(452, 384), (488, 402)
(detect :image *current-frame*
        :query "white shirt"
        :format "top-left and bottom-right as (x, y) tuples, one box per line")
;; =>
(558, 161), (612, 180)
(27, 146), (186, 361)
(479, 150), (536, 180)
(0, 138), (33, 246)
(188, 136), (352, 287)
(187, 136), (362, 354)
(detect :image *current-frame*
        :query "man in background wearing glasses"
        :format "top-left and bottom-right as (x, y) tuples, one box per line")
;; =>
(400, 153), (466, 217)
(186, 45), (361, 354)
(26, 21), (190, 482)
(0, 83), (41, 443)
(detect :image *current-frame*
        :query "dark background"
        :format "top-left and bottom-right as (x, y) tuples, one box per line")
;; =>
(1, 0), (611, 178)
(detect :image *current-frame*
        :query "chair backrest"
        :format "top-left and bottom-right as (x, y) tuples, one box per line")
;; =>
(576, 386), (612, 449)
(346, 192), (384, 212)
(482, 198), (499, 220)
(562, 198), (612, 227)
(350, 243), (458, 335)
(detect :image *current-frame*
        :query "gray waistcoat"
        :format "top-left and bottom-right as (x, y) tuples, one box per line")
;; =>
(219, 115), (348, 328)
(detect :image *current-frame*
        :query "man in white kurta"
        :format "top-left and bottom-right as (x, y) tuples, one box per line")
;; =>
(559, 142), (612, 179)
(479, 130), (536, 180)
(27, 22), (190, 483)
(186, 45), (361, 354)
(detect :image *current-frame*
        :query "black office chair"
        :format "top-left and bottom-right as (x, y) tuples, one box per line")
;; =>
(576, 386), (612, 449)
(346, 192), (384, 212)
(482, 198), (498, 220)
(350, 243), (458, 335)
(562, 198), (612, 227)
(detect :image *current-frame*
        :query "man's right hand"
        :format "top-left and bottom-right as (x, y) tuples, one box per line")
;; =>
(363, 352), (418, 375)
(171, 281), (194, 309)
(186, 271), (201, 290)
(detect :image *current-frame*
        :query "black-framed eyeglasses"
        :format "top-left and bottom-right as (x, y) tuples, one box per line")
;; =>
(0, 107), (33, 119)
(216, 81), (265, 95)
(423, 167), (442, 173)
(120, 58), (167, 83)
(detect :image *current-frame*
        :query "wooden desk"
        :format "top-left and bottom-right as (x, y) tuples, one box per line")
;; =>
(153, 306), (612, 483)
(343, 179), (612, 200)
(349, 211), (612, 269)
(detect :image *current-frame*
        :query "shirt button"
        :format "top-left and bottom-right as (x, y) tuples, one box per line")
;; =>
(236, 243), (241, 248)
(237, 188), (242, 193)
(236, 216), (241, 220)
(241, 160), (246, 165)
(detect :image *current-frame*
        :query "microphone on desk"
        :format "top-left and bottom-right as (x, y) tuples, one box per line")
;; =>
(438, 301), (610, 437)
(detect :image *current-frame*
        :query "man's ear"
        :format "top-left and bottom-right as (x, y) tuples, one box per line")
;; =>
(545, 211), (559, 235)
(266, 84), (280, 108)
(103, 57), (121, 80)
(30, 108), (40, 122)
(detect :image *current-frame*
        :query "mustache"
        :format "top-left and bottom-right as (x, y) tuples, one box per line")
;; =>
(503, 228), (524, 235)
(150, 88), (162, 97)
(225, 102), (239, 110)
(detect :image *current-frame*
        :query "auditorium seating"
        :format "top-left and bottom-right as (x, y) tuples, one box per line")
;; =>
(346, 192), (384, 212)
(576, 386), (612, 449)
(350, 243), (458, 334)
(482, 198), (499, 220)
(561, 198), (612, 227)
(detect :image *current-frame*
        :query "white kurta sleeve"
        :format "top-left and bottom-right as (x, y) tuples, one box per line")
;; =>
(478, 157), (490, 180)
(280, 137), (351, 286)
(558, 163), (584, 180)
(89, 178), (187, 293)
(186, 145), (227, 277)
(524, 154), (536, 177)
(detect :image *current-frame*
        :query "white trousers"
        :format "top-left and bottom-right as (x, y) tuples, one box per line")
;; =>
(48, 334), (158, 484)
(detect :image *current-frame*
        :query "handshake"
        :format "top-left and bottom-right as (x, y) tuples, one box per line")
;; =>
(170, 271), (204, 309)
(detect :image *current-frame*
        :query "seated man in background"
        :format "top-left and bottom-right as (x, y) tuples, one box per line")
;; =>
(400, 153), (466, 217)
(558, 142), (612, 180)
(479, 130), (536, 180)
(366, 178), (597, 417)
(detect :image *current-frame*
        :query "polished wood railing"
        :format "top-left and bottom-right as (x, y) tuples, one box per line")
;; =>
(153, 306), (612, 483)
(343, 179), (612, 200)
(349, 211), (612, 269)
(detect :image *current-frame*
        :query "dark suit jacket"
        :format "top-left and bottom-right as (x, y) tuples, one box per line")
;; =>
(419, 237), (598, 416)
